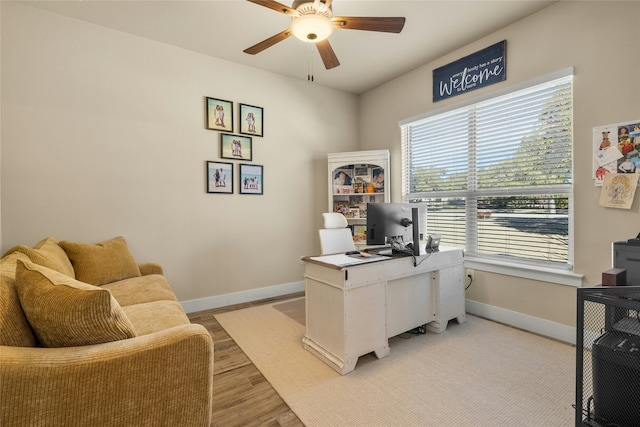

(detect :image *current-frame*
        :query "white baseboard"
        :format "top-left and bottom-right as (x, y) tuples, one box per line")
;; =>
(181, 281), (305, 314)
(465, 299), (576, 345)
(182, 286), (576, 345)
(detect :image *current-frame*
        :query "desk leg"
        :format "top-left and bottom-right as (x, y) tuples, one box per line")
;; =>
(426, 320), (447, 334)
(426, 313), (466, 333)
(427, 265), (466, 333)
(374, 344), (390, 359)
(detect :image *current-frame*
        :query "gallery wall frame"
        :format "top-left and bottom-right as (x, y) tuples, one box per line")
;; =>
(206, 97), (234, 132)
(207, 161), (234, 194)
(239, 103), (264, 137)
(220, 133), (252, 161)
(239, 163), (263, 195)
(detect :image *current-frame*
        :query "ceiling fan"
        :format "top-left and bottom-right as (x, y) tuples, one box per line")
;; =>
(243, 0), (406, 70)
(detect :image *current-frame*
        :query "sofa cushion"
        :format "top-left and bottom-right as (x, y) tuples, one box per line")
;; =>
(15, 260), (137, 348)
(0, 252), (38, 347)
(3, 237), (75, 278)
(122, 300), (191, 336)
(59, 236), (141, 286)
(0, 275), (38, 347)
(101, 274), (178, 306)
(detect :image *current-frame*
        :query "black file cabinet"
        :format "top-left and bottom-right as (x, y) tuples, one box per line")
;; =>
(591, 331), (640, 426)
(576, 286), (640, 426)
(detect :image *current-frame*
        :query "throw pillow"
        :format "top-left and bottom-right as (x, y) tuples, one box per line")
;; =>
(15, 260), (137, 348)
(59, 236), (141, 286)
(3, 237), (75, 277)
(0, 274), (38, 347)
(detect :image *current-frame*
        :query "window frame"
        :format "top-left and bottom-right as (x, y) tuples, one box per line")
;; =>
(399, 67), (582, 287)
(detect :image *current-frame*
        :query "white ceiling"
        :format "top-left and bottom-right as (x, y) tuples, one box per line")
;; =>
(16, 0), (557, 94)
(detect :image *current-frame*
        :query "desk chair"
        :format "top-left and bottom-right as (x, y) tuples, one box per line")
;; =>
(319, 213), (357, 255)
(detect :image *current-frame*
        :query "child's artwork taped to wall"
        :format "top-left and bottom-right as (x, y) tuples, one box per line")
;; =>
(593, 120), (640, 186)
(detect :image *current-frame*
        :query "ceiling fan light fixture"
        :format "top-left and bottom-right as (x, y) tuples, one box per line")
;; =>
(291, 14), (334, 42)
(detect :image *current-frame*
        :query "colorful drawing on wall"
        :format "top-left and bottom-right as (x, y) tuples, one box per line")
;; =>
(593, 120), (640, 186)
(207, 161), (233, 194)
(206, 97), (233, 132)
(598, 173), (639, 209)
(239, 103), (264, 137)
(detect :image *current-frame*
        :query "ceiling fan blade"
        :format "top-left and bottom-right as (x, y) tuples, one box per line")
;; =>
(243, 29), (292, 55)
(316, 39), (340, 69)
(247, 0), (297, 16)
(332, 17), (406, 33)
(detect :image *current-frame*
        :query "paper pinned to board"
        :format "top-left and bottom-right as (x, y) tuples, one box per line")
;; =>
(593, 120), (640, 186)
(594, 146), (623, 167)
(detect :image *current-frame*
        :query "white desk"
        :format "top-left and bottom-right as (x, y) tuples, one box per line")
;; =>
(301, 248), (466, 375)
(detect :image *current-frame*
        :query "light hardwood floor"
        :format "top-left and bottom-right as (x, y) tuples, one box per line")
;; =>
(188, 292), (305, 427)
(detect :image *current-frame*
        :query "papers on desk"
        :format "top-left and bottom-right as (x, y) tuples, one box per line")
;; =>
(309, 253), (390, 267)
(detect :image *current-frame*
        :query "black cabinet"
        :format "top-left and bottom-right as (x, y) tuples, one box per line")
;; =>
(576, 286), (640, 427)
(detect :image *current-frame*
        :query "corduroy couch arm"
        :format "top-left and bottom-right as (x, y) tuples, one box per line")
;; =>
(138, 262), (164, 276)
(0, 323), (213, 427)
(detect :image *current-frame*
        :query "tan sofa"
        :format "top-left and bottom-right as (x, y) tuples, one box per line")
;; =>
(0, 237), (213, 426)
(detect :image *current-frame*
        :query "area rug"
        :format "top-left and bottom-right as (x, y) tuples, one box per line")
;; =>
(215, 297), (575, 426)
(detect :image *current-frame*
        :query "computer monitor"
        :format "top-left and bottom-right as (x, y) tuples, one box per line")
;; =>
(366, 203), (427, 255)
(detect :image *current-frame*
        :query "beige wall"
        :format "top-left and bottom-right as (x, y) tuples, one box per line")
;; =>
(359, 1), (640, 327)
(3, 1), (639, 329)
(0, 2), (358, 302)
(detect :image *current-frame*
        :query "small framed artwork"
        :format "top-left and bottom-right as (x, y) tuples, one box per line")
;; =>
(333, 168), (353, 186)
(372, 167), (385, 192)
(206, 161), (233, 194)
(239, 103), (264, 137)
(345, 208), (360, 219)
(353, 225), (367, 243)
(206, 97), (233, 132)
(221, 133), (252, 161)
(355, 166), (369, 178)
(239, 164), (263, 195)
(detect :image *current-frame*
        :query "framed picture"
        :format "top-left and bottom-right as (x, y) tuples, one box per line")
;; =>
(355, 166), (369, 178)
(239, 103), (264, 137)
(206, 97), (233, 132)
(346, 208), (360, 219)
(220, 133), (252, 161)
(353, 225), (367, 243)
(206, 161), (233, 194)
(372, 167), (385, 192)
(239, 164), (263, 195)
(333, 168), (353, 186)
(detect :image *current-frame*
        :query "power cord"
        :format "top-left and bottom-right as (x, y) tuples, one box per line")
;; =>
(389, 238), (430, 267)
(410, 324), (427, 334)
(398, 324), (428, 339)
(465, 274), (473, 290)
(413, 252), (431, 267)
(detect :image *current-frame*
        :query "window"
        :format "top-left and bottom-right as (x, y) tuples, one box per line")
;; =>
(400, 70), (574, 277)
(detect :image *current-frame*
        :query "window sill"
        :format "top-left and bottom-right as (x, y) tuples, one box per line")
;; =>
(464, 255), (584, 287)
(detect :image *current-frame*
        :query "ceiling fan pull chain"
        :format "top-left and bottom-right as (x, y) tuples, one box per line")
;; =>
(307, 42), (315, 82)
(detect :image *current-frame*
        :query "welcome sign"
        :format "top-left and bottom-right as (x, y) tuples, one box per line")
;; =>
(433, 40), (507, 102)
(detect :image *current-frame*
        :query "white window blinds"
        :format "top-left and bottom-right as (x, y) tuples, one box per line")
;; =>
(401, 72), (574, 268)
